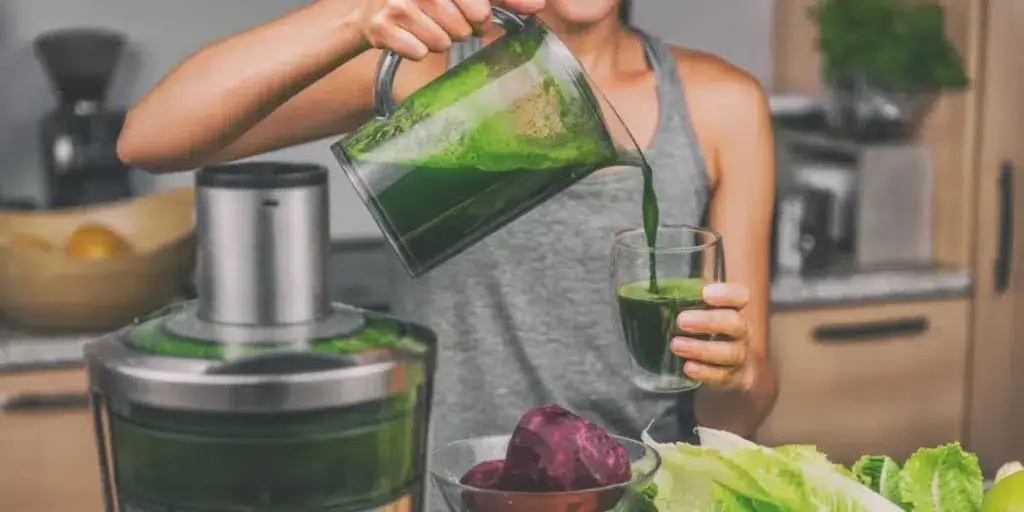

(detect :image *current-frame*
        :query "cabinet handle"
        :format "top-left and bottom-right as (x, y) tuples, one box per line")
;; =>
(995, 160), (1015, 294)
(812, 317), (930, 343)
(0, 392), (91, 413)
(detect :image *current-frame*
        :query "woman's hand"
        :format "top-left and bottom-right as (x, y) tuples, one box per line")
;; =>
(670, 282), (755, 391)
(359, 0), (546, 60)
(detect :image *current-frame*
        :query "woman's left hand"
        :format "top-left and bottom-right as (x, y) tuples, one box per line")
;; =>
(670, 282), (754, 391)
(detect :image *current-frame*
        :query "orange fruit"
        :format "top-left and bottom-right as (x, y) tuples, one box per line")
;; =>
(65, 223), (132, 260)
(4, 233), (52, 252)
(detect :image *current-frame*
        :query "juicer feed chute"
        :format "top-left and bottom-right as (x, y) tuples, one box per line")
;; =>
(85, 162), (437, 512)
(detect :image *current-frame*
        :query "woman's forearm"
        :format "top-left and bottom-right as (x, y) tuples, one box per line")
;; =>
(695, 357), (778, 439)
(117, 0), (368, 171)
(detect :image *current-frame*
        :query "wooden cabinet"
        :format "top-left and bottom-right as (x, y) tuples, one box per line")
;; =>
(0, 368), (104, 512)
(757, 300), (970, 465)
(772, 0), (1024, 474)
(962, 0), (1024, 476)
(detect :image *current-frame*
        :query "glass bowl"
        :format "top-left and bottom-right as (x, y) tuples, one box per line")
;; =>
(430, 434), (660, 512)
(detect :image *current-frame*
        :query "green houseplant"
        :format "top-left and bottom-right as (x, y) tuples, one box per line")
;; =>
(809, 0), (970, 139)
(810, 0), (969, 93)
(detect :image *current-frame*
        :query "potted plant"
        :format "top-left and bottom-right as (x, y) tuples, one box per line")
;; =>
(810, 0), (969, 140)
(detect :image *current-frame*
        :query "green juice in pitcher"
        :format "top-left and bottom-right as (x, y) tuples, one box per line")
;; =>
(617, 278), (707, 381)
(336, 22), (628, 275)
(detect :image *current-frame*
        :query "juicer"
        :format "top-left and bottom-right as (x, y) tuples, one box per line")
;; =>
(85, 162), (437, 512)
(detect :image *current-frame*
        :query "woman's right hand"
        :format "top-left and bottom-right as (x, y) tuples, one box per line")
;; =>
(359, 0), (545, 60)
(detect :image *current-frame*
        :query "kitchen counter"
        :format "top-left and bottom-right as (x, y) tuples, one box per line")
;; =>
(0, 241), (973, 372)
(0, 324), (91, 373)
(771, 264), (972, 310)
(327, 238), (974, 311)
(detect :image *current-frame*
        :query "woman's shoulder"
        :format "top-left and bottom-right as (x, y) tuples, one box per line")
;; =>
(665, 44), (766, 102)
(661, 44), (771, 185)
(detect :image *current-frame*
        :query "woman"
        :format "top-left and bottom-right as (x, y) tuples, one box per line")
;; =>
(118, 0), (777, 447)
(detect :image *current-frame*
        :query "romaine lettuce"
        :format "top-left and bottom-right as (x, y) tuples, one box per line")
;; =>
(641, 426), (905, 511)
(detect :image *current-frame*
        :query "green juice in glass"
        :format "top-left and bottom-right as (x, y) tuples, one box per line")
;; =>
(617, 278), (708, 387)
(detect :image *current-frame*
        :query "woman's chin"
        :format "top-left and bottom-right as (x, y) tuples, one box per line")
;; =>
(539, 1), (621, 27)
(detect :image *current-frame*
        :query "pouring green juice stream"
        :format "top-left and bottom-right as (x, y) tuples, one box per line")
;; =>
(339, 20), (663, 288)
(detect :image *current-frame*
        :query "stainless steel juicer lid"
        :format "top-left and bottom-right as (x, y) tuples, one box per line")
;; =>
(84, 162), (436, 413)
(84, 303), (435, 413)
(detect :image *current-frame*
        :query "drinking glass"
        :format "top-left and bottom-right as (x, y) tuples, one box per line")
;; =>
(611, 225), (725, 393)
(430, 434), (660, 512)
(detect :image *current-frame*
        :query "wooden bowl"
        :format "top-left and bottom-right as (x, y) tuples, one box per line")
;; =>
(0, 187), (196, 332)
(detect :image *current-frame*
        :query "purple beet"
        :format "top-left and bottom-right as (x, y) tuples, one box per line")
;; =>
(460, 460), (506, 490)
(499, 404), (631, 492)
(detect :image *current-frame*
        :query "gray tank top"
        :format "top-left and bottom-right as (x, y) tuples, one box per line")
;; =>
(395, 30), (708, 497)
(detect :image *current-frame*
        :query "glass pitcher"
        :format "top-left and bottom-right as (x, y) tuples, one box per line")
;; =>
(333, 7), (645, 276)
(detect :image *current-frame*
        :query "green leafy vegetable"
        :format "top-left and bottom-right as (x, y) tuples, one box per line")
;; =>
(853, 455), (903, 505)
(642, 426), (904, 511)
(898, 443), (984, 512)
(638, 423), (991, 511)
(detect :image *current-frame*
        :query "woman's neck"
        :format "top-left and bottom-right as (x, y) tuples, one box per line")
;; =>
(537, 14), (635, 80)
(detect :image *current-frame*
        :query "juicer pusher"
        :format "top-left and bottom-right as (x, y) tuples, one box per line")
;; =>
(85, 162), (437, 512)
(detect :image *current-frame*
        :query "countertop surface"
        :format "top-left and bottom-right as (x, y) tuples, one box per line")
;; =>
(0, 241), (973, 372)
(770, 264), (972, 310)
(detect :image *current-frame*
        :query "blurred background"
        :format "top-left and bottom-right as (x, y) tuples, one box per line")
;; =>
(0, 0), (1021, 510)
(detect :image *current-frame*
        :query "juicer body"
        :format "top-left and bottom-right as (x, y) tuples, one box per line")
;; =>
(84, 162), (437, 512)
(86, 318), (436, 512)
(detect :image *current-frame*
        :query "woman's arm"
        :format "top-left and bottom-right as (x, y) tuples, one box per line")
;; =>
(117, 0), (545, 172)
(694, 68), (778, 438)
(118, 0), (377, 172)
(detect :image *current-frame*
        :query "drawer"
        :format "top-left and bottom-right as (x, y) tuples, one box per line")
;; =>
(0, 368), (103, 512)
(756, 299), (970, 464)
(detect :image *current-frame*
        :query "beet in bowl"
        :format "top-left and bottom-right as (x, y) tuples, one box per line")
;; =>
(429, 404), (661, 512)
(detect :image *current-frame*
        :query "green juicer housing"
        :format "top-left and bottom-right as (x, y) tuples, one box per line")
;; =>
(85, 163), (438, 512)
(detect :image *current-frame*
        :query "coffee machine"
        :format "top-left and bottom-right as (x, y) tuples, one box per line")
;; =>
(85, 163), (437, 511)
(34, 28), (133, 208)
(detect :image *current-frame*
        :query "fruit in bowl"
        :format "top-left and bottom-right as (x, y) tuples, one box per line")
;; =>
(432, 404), (659, 512)
(65, 222), (133, 260)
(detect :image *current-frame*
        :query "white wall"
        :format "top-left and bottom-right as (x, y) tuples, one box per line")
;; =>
(0, 0), (381, 239)
(631, 0), (775, 86)
(0, 0), (775, 239)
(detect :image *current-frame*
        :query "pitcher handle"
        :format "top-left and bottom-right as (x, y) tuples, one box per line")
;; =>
(372, 6), (528, 119)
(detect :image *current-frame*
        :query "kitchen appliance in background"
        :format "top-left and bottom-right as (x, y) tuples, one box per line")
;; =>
(856, 144), (933, 267)
(772, 183), (836, 276)
(34, 28), (133, 208)
(792, 156), (858, 254)
(775, 131), (935, 269)
(85, 163), (436, 512)
(770, 94), (830, 133)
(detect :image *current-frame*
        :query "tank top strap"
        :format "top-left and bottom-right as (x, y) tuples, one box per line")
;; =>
(631, 30), (701, 150)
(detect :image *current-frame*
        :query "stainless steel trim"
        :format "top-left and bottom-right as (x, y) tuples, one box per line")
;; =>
(164, 302), (365, 345)
(196, 180), (330, 326)
(84, 320), (436, 413)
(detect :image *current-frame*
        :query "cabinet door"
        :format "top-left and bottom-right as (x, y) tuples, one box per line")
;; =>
(757, 300), (970, 465)
(966, 0), (1024, 476)
(0, 368), (103, 512)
